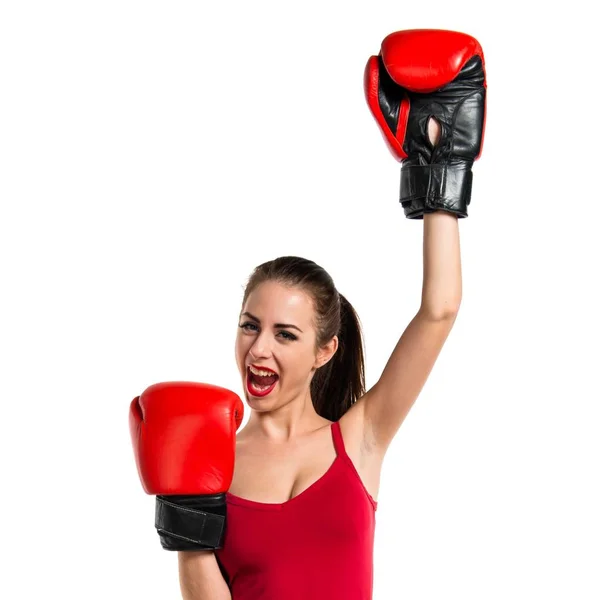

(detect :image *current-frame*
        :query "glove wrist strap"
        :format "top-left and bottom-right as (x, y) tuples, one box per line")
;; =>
(400, 162), (472, 218)
(155, 494), (226, 551)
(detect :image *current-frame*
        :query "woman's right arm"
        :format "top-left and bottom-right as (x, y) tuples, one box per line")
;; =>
(178, 551), (232, 600)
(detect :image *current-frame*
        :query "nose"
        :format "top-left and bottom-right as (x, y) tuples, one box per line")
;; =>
(248, 331), (273, 361)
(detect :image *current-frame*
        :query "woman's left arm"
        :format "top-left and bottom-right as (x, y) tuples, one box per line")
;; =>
(354, 27), (486, 453)
(361, 210), (462, 452)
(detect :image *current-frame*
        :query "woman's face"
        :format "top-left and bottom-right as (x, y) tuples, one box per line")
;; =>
(235, 281), (325, 410)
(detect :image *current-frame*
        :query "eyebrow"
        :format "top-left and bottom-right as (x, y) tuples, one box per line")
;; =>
(241, 312), (303, 333)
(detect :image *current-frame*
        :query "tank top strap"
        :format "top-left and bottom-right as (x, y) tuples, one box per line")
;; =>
(331, 420), (347, 458)
(331, 420), (378, 511)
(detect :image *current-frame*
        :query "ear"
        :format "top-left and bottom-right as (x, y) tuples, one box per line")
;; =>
(314, 335), (339, 369)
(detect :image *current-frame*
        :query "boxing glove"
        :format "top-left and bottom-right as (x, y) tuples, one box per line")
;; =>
(364, 29), (486, 218)
(129, 381), (244, 551)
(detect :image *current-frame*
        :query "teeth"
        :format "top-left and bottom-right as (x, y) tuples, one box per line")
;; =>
(249, 365), (277, 377)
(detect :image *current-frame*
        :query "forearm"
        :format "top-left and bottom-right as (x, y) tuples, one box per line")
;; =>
(421, 211), (462, 318)
(178, 551), (232, 600)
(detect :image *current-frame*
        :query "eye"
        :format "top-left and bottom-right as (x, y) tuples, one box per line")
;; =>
(239, 322), (296, 341)
(278, 331), (297, 341)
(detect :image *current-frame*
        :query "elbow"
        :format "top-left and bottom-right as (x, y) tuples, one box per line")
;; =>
(420, 302), (460, 321)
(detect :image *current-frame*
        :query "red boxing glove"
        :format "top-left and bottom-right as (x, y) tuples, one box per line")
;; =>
(365, 29), (487, 218)
(129, 381), (244, 550)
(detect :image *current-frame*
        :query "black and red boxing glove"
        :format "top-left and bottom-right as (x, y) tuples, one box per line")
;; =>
(129, 382), (244, 551)
(365, 29), (486, 218)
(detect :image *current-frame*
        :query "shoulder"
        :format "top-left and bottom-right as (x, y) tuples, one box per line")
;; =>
(337, 400), (369, 457)
(337, 398), (385, 501)
(338, 395), (383, 459)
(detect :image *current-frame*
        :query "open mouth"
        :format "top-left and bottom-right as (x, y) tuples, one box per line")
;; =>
(246, 365), (279, 397)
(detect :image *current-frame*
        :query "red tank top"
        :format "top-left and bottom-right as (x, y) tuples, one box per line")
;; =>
(214, 420), (378, 599)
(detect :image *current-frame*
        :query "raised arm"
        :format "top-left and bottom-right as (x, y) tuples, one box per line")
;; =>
(351, 28), (485, 453)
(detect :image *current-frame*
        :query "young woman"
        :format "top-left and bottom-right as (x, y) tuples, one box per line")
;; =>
(133, 28), (485, 600)
(210, 232), (461, 597)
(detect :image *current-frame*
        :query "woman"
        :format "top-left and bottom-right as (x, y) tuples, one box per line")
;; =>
(177, 29), (484, 599)
(175, 130), (468, 600)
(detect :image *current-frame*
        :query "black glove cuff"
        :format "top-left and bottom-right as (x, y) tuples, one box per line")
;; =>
(400, 162), (472, 219)
(155, 494), (226, 551)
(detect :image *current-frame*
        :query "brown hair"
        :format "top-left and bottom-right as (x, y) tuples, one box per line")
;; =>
(240, 256), (365, 422)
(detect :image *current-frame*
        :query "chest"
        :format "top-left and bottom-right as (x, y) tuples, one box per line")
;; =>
(228, 428), (381, 504)
(228, 433), (331, 504)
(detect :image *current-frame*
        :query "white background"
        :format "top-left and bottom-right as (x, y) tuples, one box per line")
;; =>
(1, 1), (599, 598)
